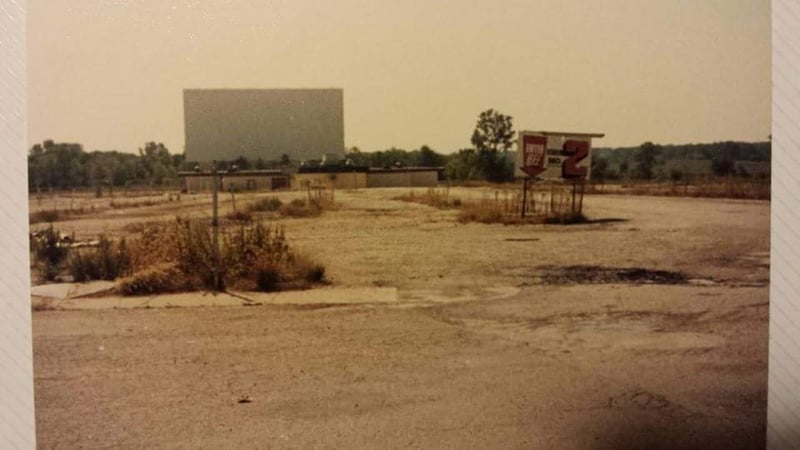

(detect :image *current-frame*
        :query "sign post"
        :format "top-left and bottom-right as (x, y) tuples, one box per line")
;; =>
(515, 131), (605, 220)
(211, 161), (220, 292)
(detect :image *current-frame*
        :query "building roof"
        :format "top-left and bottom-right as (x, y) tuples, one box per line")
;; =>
(520, 130), (605, 138)
(367, 167), (445, 174)
(178, 169), (286, 177)
(297, 165), (369, 174)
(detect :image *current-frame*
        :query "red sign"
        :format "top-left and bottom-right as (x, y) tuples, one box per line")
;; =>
(561, 139), (590, 179)
(521, 135), (547, 177)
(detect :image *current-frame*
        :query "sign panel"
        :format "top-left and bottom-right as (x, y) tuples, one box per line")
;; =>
(520, 135), (547, 177)
(515, 131), (604, 181)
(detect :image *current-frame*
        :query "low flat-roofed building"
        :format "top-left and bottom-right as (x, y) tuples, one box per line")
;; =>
(366, 167), (443, 188)
(179, 170), (289, 193)
(294, 166), (369, 190)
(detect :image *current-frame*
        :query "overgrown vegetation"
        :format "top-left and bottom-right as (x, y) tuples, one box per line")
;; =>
(29, 226), (70, 281)
(396, 187), (586, 225)
(69, 236), (132, 282)
(456, 200), (586, 225)
(30, 220), (327, 295)
(395, 188), (462, 209)
(278, 189), (336, 218)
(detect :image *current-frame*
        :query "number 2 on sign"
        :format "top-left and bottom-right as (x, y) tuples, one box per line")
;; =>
(561, 140), (589, 178)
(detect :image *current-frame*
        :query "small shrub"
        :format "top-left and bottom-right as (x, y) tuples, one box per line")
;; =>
(30, 209), (61, 224)
(294, 255), (326, 283)
(117, 263), (186, 296)
(227, 209), (253, 222)
(250, 197), (283, 212)
(279, 198), (322, 217)
(254, 262), (282, 291)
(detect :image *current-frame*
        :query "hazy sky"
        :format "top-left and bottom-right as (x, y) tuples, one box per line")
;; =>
(28, 0), (770, 154)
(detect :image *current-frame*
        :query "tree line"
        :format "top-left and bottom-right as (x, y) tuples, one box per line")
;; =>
(592, 141), (771, 181)
(28, 109), (770, 192)
(28, 140), (185, 192)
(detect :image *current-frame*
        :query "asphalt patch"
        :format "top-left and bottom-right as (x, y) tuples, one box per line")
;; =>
(538, 265), (688, 285)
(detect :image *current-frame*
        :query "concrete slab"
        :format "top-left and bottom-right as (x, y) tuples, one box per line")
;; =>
(30, 283), (75, 300)
(238, 286), (398, 306)
(31, 281), (117, 300)
(36, 286), (399, 311)
(71, 281), (116, 298)
(56, 292), (243, 310)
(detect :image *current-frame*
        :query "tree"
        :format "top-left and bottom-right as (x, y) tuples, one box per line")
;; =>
(591, 157), (609, 181)
(138, 142), (174, 186)
(618, 160), (630, 179)
(345, 146), (370, 166)
(471, 109), (516, 182)
(634, 142), (661, 180)
(232, 155), (252, 170)
(445, 148), (479, 181)
(711, 156), (735, 177)
(417, 145), (445, 167)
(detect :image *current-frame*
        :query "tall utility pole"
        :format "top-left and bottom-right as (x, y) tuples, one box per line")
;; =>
(211, 161), (220, 292)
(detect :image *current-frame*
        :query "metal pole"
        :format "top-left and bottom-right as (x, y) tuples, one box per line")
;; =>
(571, 181), (576, 216)
(521, 177), (528, 218)
(211, 161), (220, 292)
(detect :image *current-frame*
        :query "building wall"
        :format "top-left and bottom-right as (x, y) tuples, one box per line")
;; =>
(366, 170), (439, 188)
(293, 172), (367, 190)
(183, 175), (289, 193)
(184, 176), (219, 193)
(183, 89), (344, 163)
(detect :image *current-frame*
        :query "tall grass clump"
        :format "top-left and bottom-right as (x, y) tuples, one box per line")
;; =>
(68, 236), (132, 282)
(454, 186), (588, 225)
(395, 188), (461, 209)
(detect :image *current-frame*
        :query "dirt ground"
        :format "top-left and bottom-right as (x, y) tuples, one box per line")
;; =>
(32, 187), (769, 449)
